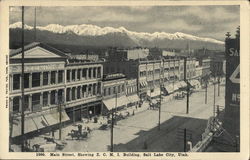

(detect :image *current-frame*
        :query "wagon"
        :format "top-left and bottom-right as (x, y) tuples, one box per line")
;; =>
(68, 129), (88, 140)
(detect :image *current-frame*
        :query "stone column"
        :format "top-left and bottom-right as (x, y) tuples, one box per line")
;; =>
(95, 83), (98, 96)
(40, 92), (43, 107)
(69, 88), (72, 101)
(69, 70), (72, 82)
(75, 87), (77, 99)
(86, 85), (89, 97)
(9, 97), (13, 112)
(48, 71), (51, 85)
(9, 75), (13, 92)
(55, 90), (58, 104)
(55, 70), (58, 84)
(40, 72), (43, 86)
(28, 94), (32, 111)
(79, 86), (82, 99)
(80, 69), (82, 81)
(86, 68), (89, 80)
(29, 73), (32, 88)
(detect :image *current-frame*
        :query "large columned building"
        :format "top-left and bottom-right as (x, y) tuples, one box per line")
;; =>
(9, 42), (103, 138)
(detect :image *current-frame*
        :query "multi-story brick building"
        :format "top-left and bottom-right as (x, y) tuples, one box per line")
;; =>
(9, 42), (103, 138)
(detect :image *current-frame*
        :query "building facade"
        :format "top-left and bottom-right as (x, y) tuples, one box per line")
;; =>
(9, 42), (103, 138)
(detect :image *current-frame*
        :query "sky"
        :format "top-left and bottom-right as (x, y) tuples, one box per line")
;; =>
(9, 5), (240, 41)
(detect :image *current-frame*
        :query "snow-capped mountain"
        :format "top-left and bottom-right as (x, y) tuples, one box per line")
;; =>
(10, 22), (224, 45)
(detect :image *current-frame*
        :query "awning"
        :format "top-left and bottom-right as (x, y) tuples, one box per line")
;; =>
(103, 95), (128, 110)
(140, 81), (148, 88)
(164, 84), (174, 94)
(127, 94), (140, 103)
(32, 115), (49, 129)
(43, 110), (70, 126)
(11, 116), (38, 137)
(148, 88), (161, 97)
(173, 83), (179, 91)
(179, 81), (187, 88)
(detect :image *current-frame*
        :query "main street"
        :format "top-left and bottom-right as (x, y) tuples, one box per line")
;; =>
(61, 84), (225, 152)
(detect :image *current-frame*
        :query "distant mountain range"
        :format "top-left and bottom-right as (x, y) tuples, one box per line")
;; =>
(10, 22), (225, 51)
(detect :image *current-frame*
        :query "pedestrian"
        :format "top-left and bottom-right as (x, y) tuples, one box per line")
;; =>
(78, 124), (82, 134)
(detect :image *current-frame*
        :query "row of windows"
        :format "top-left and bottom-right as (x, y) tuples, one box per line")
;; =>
(12, 71), (64, 90)
(103, 84), (125, 97)
(66, 83), (101, 102)
(12, 89), (64, 112)
(66, 67), (101, 82)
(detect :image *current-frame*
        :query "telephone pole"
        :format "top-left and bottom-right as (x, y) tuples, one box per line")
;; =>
(21, 6), (25, 152)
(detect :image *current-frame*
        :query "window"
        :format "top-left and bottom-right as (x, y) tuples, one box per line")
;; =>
(13, 96), (19, 112)
(113, 86), (116, 94)
(77, 69), (81, 80)
(82, 85), (87, 98)
(122, 85), (125, 92)
(118, 86), (121, 93)
(93, 68), (96, 78)
(72, 87), (76, 100)
(58, 70), (63, 83)
(32, 93), (40, 111)
(88, 85), (92, 96)
(97, 67), (101, 78)
(58, 89), (63, 103)
(24, 73), (29, 88)
(43, 72), (49, 85)
(50, 91), (56, 105)
(50, 71), (56, 84)
(88, 68), (92, 79)
(13, 74), (20, 90)
(108, 88), (111, 95)
(77, 87), (81, 99)
(72, 69), (76, 81)
(104, 88), (106, 96)
(66, 88), (71, 102)
(93, 84), (96, 95)
(24, 95), (29, 111)
(82, 69), (87, 79)
(43, 92), (48, 107)
(67, 70), (70, 82)
(32, 72), (40, 87)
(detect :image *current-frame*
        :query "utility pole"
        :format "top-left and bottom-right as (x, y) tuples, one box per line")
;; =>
(21, 6), (25, 152)
(205, 80), (207, 104)
(213, 77), (216, 128)
(184, 57), (189, 114)
(58, 101), (62, 140)
(184, 128), (187, 152)
(110, 91), (117, 152)
(34, 7), (36, 41)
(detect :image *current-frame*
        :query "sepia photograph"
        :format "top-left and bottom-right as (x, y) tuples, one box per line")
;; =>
(0, 1), (249, 159)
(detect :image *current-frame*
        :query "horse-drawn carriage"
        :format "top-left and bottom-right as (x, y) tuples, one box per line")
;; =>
(67, 124), (89, 140)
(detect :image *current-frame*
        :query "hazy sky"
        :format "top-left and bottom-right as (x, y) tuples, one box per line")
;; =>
(10, 5), (240, 41)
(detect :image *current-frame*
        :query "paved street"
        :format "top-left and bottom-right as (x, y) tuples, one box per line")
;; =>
(59, 84), (225, 152)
